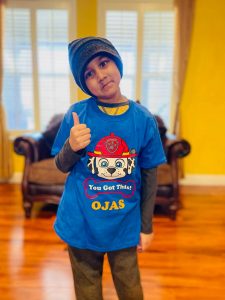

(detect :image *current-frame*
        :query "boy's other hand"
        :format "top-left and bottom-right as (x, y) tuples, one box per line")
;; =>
(69, 112), (91, 152)
(137, 232), (154, 252)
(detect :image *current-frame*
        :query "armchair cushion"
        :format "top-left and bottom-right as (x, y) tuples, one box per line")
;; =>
(28, 158), (67, 185)
(157, 164), (172, 185)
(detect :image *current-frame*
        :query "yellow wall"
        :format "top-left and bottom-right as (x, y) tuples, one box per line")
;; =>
(13, 152), (24, 173)
(76, 0), (97, 99)
(181, 0), (225, 175)
(76, 0), (97, 37)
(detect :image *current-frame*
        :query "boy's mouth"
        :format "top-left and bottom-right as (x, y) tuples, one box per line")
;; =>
(102, 81), (113, 90)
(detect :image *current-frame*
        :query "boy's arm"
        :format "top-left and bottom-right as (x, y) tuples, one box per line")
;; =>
(55, 139), (85, 173)
(138, 167), (157, 251)
(55, 111), (91, 173)
(140, 167), (157, 233)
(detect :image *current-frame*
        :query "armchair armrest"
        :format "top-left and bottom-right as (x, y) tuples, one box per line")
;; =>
(166, 139), (191, 163)
(14, 133), (49, 163)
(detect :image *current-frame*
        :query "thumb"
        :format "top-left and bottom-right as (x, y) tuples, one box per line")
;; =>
(72, 112), (80, 126)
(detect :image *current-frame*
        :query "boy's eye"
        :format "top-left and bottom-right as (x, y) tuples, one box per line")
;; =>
(85, 71), (94, 80)
(115, 159), (125, 168)
(99, 59), (109, 68)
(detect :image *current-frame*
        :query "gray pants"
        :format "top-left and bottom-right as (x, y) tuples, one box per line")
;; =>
(68, 246), (143, 300)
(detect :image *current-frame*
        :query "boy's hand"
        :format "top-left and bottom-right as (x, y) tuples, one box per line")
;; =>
(137, 232), (154, 252)
(69, 112), (91, 152)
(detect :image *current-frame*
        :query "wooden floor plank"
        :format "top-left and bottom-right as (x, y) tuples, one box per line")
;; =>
(0, 184), (225, 300)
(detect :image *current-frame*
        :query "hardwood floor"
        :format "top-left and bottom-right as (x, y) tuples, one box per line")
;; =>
(0, 184), (225, 300)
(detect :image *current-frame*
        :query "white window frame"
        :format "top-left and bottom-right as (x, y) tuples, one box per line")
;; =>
(97, 0), (176, 131)
(4, 0), (77, 136)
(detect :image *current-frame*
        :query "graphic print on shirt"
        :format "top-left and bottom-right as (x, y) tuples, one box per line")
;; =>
(87, 133), (137, 180)
(83, 133), (137, 210)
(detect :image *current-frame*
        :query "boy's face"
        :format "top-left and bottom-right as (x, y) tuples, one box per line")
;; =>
(84, 55), (122, 102)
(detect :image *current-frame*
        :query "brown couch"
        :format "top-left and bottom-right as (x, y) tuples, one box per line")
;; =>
(14, 114), (190, 219)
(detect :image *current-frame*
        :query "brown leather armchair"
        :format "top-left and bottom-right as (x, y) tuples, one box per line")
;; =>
(154, 115), (191, 219)
(14, 114), (67, 218)
(14, 114), (190, 219)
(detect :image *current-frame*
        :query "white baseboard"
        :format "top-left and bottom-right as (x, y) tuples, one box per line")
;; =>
(180, 174), (225, 186)
(9, 172), (22, 183)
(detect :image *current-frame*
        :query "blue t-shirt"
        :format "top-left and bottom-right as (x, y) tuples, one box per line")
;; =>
(52, 98), (166, 252)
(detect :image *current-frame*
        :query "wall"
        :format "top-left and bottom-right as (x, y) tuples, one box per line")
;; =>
(76, 0), (97, 99)
(181, 0), (225, 176)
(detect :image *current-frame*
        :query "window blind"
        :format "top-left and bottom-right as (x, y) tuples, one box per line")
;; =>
(104, 6), (175, 127)
(3, 8), (34, 130)
(142, 11), (175, 126)
(106, 11), (137, 100)
(37, 9), (70, 130)
(3, 2), (71, 131)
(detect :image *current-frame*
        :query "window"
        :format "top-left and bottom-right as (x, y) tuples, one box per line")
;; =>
(3, 0), (74, 132)
(98, 0), (175, 128)
(106, 11), (138, 99)
(142, 11), (175, 125)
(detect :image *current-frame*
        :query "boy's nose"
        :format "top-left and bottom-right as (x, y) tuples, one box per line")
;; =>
(96, 69), (106, 81)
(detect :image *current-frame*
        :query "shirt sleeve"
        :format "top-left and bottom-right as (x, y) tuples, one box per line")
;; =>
(139, 116), (167, 169)
(55, 139), (85, 173)
(140, 167), (157, 234)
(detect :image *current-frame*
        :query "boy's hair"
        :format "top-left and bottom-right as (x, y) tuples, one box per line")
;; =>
(68, 37), (123, 96)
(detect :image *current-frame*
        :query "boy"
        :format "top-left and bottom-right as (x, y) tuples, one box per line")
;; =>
(52, 37), (166, 300)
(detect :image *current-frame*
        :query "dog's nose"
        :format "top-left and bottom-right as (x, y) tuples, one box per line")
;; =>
(107, 167), (116, 175)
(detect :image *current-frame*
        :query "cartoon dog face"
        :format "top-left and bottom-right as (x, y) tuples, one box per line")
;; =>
(87, 157), (136, 179)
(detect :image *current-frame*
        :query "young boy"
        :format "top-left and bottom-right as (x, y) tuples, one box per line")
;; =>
(52, 37), (166, 300)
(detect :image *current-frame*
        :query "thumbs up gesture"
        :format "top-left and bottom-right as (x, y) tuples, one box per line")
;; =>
(69, 112), (91, 152)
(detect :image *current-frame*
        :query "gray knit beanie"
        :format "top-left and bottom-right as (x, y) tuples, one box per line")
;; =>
(68, 37), (123, 96)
